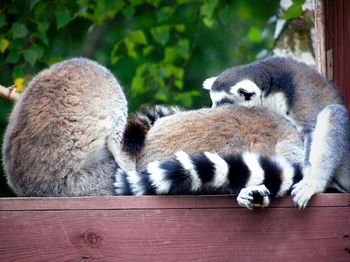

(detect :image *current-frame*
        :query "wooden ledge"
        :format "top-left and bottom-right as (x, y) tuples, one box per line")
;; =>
(0, 194), (349, 261)
(0, 193), (349, 210)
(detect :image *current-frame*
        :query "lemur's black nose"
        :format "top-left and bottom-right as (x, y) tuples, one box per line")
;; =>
(238, 88), (256, 101)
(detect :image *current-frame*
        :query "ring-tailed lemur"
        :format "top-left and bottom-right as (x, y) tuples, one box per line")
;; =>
(202, 56), (350, 208)
(2, 58), (130, 196)
(110, 104), (305, 209)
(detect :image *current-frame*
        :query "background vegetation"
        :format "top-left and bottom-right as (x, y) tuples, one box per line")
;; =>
(0, 0), (302, 196)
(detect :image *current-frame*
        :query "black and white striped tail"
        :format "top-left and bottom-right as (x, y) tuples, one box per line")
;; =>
(114, 150), (303, 200)
(121, 105), (183, 156)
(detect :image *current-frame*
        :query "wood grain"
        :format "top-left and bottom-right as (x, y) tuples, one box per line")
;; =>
(0, 194), (349, 261)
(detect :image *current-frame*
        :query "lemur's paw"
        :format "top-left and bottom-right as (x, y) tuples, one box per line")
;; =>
(291, 179), (321, 209)
(237, 185), (271, 210)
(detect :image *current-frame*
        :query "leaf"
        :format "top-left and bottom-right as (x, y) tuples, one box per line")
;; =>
(151, 25), (170, 46)
(173, 67), (184, 79)
(283, 3), (303, 20)
(14, 77), (25, 93)
(136, 64), (148, 76)
(156, 6), (174, 23)
(12, 65), (24, 79)
(37, 22), (49, 32)
(174, 24), (185, 32)
(200, 0), (219, 17)
(130, 0), (144, 6)
(142, 46), (154, 56)
(129, 30), (148, 45)
(218, 8), (232, 24)
(155, 89), (168, 102)
(164, 47), (177, 63)
(124, 38), (138, 59)
(122, 6), (134, 17)
(6, 50), (20, 64)
(247, 26), (261, 43)
(177, 39), (190, 59)
(23, 49), (38, 66)
(174, 79), (183, 89)
(32, 44), (44, 59)
(146, 0), (160, 7)
(56, 7), (72, 29)
(1, 38), (10, 53)
(203, 17), (214, 28)
(9, 39), (22, 50)
(7, 49), (20, 63)
(38, 31), (49, 45)
(111, 42), (122, 65)
(11, 23), (28, 38)
(131, 76), (145, 94)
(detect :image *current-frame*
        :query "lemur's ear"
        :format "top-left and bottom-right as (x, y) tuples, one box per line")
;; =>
(202, 76), (217, 90)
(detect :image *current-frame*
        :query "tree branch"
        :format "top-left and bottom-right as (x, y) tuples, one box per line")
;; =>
(0, 85), (20, 102)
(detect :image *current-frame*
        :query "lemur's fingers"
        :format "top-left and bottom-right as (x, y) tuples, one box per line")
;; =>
(291, 179), (318, 209)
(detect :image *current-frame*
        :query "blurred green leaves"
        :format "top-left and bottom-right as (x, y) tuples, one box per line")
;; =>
(0, 0), (280, 111)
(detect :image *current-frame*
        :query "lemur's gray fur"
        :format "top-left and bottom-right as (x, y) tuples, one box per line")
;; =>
(2, 58), (129, 196)
(203, 56), (350, 208)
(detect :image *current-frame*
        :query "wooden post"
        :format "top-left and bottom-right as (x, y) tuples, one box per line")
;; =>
(315, 0), (326, 76)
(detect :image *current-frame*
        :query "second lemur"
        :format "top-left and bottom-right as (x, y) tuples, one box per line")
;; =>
(202, 56), (350, 208)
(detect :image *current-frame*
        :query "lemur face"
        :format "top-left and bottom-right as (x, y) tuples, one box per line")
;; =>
(203, 76), (264, 108)
(203, 74), (290, 118)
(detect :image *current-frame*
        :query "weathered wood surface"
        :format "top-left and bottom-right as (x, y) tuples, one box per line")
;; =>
(0, 194), (349, 261)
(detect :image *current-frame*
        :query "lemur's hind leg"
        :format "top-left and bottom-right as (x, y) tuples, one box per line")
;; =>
(107, 134), (136, 171)
(292, 104), (350, 208)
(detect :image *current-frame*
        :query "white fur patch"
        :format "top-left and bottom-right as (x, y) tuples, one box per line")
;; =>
(261, 92), (289, 116)
(202, 76), (217, 90)
(175, 150), (202, 191)
(204, 152), (229, 188)
(309, 109), (331, 176)
(126, 171), (145, 196)
(209, 91), (229, 107)
(242, 152), (265, 187)
(273, 157), (295, 197)
(230, 79), (262, 107)
(114, 169), (126, 195)
(147, 161), (172, 194)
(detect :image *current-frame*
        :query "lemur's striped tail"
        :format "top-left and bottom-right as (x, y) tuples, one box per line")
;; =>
(114, 151), (303, 208)
(122, 105), (182, 156)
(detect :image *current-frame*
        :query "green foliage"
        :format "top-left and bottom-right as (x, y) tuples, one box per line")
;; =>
(0, 0), (280, 195)
(283, 0), (304, 20)
(0, 0), (279, 110)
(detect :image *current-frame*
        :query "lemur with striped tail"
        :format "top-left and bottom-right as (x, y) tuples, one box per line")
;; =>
(202, 56), (350, 208)
(111, 104), (305, 209)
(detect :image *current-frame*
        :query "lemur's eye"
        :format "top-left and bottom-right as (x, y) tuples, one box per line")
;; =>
(286, 111), (290, 115)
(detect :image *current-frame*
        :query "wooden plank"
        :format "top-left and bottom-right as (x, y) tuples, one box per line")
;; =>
(0, 194), (349, 211)
(0, 205), (349, 261)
